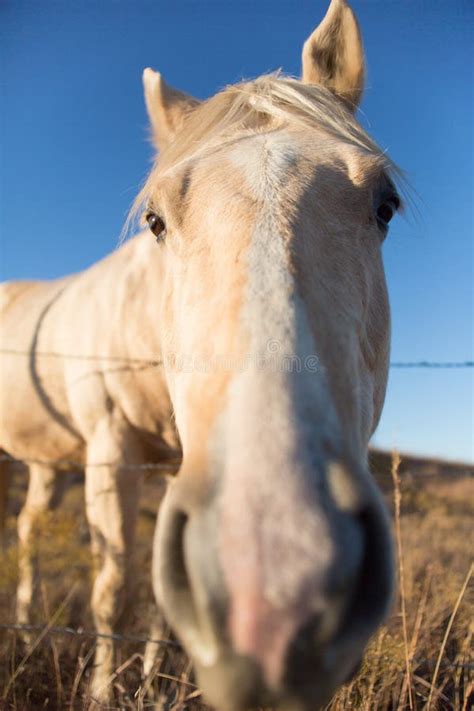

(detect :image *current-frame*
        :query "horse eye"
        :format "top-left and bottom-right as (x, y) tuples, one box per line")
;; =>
(376, 196), (400, 230)
(146, 212), (166, 242)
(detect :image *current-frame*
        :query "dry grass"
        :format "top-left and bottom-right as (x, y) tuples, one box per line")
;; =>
(0, 452), (472, 710)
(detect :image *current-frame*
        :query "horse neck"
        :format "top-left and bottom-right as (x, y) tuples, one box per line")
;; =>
(113, 232), (167, 362)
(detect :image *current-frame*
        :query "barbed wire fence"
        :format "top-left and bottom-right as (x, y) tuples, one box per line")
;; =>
(0, 622), (471, 672)
(0, 622), (179, 648)
(0, 451), (180, 472)
(389, 360), (473, 368)
(0, 346), (472, 669)
(0, 346), (473, 369)
(0, 347), (471, 472)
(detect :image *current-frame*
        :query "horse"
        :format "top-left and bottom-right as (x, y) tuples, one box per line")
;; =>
(0, 0), (401, 708)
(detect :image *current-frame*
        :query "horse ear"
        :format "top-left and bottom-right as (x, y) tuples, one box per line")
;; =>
(143, 68), (200, 151)
(301, 0), (365, 111)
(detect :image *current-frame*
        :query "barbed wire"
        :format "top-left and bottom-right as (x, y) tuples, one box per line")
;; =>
(0, 349), (470, 472)
(0, 347), (472, 369)
(0, 451), (180, 472)
(390, 361), (473, 369)
(0, 622), (179, 647)
(0, 348), (162, 367)
(0, 622), (471, 671)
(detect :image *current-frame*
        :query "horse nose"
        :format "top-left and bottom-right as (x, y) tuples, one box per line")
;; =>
(153, 473), (393, 707)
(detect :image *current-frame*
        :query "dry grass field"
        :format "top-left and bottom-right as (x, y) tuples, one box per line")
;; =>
(0, 451), (472, 711)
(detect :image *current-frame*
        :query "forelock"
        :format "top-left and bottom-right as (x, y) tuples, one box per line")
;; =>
(128, 73), (404, 231)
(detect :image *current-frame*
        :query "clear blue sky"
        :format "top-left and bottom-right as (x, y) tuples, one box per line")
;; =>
(1, 1), (472, 462)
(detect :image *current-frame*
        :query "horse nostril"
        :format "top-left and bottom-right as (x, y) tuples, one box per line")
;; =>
(285, 500), (393, 700)
(356, 504), (393, 614)
(155, 500), (223, 667)
(164, 509), (189, 589)
(335, 500), (394, 641)
(156, 507), (200, 635)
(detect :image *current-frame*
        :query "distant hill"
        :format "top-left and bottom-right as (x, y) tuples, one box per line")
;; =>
(369, 448), (473, 493)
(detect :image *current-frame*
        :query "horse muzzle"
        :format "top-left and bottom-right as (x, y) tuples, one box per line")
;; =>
(152, 461), (394, 710)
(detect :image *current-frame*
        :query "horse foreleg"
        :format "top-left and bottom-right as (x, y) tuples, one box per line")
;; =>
(16, 464), (65, 631)
(0, 457), (13, 549)
(142, 481), (172, 699)
(84, 414), (143, 703)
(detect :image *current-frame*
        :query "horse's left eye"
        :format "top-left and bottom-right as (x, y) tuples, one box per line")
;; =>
(376, 196), (400, 230)
(146, 212), (166, 242)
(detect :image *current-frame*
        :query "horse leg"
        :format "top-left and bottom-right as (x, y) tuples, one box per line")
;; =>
(16, 464), (65, 629)
(84, 415), (143, 702)
(142, 480), (172, 697)
(0, 456), (13, 549)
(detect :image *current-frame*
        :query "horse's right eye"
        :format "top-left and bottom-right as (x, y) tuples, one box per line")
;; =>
(146, 212), (167, 242)
(376, 194), (400, 232)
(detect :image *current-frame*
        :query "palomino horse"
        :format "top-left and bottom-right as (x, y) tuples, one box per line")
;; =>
(0, 0), (401, 707)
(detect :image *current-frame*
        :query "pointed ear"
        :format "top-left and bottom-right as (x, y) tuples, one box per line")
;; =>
(143, 68), (200, 151)
(301, 0), (365, 110)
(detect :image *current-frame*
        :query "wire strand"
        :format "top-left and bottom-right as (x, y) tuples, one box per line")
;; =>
(0, 452), (180, 472)
(0, 622), (471, 670)
(0, 622), (180, 647)
(0, 348), (472, 369)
